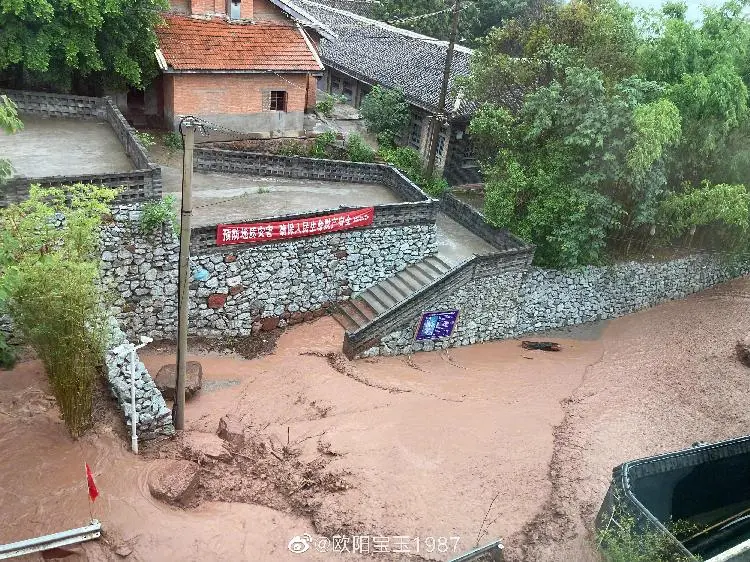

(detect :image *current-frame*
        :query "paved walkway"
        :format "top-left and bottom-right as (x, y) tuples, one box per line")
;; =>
(1, 116), (134, 177)
(435, 213), (497, 265)
(161, 166), (401, 227)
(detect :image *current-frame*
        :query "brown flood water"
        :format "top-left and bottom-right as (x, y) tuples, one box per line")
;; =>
(0, 276), (748, 561)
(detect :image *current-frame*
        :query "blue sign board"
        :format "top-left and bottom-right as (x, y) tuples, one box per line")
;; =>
(415, 310), (460, 341)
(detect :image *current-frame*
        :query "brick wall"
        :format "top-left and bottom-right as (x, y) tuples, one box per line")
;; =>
(169, 0), (190, 13)
(169, 73), (308, 116)
(190, 0), (225, 15)
(253, 0), (288, 21)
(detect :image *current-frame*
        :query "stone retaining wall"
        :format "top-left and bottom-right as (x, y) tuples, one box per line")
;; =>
(516, 253), (750, 334)
(102, 204), (437, 339)
(354, 252), (750, 357)
(105, 320), (174, 440)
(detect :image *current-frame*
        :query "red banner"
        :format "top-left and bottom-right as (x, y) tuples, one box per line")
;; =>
(216, 207), (375, 246)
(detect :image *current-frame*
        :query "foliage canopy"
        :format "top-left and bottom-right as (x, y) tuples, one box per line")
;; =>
(359, 86), (410, 147)
(467, 0), (750, 267)
(0, 0), (168, 91)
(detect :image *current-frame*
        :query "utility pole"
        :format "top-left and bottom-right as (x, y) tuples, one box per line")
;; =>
(174, 117), (195, 431)
(426, 0), (461, 180)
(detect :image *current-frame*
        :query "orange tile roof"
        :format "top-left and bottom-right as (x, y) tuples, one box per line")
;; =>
(157, 15), (323, 72)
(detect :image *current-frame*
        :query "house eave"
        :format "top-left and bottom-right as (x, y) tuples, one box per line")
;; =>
(162, 68), (324, 75)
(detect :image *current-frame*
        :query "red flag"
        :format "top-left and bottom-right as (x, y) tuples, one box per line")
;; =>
(85, 463), (99, 502)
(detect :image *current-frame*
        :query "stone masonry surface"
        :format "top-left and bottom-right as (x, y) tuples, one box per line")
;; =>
(359, 253), (750, 357)
(104, 319), (174, 440)
(101, 204), (437, 338)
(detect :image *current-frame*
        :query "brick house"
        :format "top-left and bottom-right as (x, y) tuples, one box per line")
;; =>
(153, 0), (330, 136)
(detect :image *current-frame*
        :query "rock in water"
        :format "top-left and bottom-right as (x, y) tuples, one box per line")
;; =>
(155, 361), (203, 401)
(182, 431), (232, 462)
(738, 334), (750, 367)
(148, 459), (200, 506)
(217, 415), (245, 450)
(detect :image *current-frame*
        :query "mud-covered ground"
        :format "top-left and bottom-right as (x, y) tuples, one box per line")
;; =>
(0, 276), (748, 561)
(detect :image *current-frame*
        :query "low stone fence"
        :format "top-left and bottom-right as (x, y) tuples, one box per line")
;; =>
(102, 203), (438, 339)
(190, 201), (436, 253)
(105, 320), (174, 440)
(194, 148), (430, 202)
(1, 169), (163, 207)
(439, 192), (527, 252)
(2, 89), (105, 119)
(350, 251), (750, 358)
(103, 98), (151, 170)
(0, 90), (161, 207)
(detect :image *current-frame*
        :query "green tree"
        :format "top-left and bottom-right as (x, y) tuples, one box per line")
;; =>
(0, 95), (23, 183)
(467, 0), (750, 267)
(0, 183), (118, 436)
(359, 86), (410, 147)
(0, 0), (168, 92)
(371, 0), (550, 47)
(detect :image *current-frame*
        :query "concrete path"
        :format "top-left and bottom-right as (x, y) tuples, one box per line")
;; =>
(435, 213), (497, 265)
(161, 166), (401, 227)
(1, 116), (134, 177)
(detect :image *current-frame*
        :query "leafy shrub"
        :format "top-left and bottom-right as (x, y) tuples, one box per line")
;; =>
(598, 501), (701, 562)
(134, 130), (155, 150)
(164, 131), (183, 151)
(316, 93), (347, 118)
(0, 332), (16, 370)
(309, 131), (338, 158)
(316, 93), (336, 118)
(346, 134), (375, 163)
(378, 146), (447, 196)
(277, 139), (308, 157)
(140, 195), (177, 235)
(0, 183), (118, 436)
(656, 181), (750, 246)
(360, 86), (410, 147)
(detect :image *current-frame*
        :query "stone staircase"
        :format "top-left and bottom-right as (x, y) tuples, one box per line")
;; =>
(333, 254), (454, 332)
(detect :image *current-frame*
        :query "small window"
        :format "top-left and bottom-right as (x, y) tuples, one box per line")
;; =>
(409, 117), (423, 149)
(437, 132), (447, 157)
(228, 0), (241, 19)
(270, 91), (287, 112)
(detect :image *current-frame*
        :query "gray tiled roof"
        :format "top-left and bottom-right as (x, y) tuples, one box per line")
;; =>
(288, 0), (477, 119)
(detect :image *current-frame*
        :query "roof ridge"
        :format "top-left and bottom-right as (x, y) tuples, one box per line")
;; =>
(162, 13), (301, 27)
(290, 0), (473, 53)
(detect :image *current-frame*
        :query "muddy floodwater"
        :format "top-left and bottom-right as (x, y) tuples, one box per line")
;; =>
(1, 276), (748, 561)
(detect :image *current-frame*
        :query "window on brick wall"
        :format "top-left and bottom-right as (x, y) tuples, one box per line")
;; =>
(228, 0), (241, 18)
(408, 116), (423, 149)
(270, 91), (287, 111)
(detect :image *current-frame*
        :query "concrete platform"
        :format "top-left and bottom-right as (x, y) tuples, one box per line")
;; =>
(0, 116), (134, 177)
(161, 166), (402, 227)
(436, 213), (497, 265)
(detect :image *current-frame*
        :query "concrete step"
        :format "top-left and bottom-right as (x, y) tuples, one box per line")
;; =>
(332, 254), (458, 333)
(366, 284), (399, 311)
(332, 306), (359, 332)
